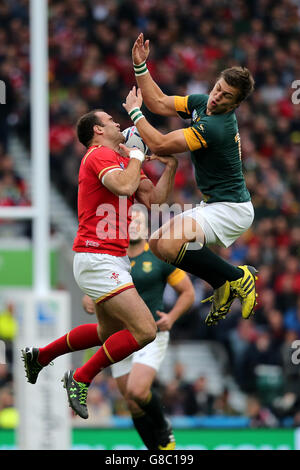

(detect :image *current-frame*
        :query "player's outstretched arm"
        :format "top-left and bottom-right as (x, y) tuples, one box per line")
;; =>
(135, 154), (178, 208)
(132, 33), (177, 117)
(156, 275), (195, 331)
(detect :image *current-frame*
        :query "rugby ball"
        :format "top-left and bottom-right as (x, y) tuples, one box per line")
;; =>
(122, 126), (148, 155)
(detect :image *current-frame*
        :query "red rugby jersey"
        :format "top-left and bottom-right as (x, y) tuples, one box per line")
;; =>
(73, 145), (148, 256)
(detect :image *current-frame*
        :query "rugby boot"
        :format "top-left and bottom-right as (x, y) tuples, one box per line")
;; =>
(157, 419), (176, 450)
(21, 347), (46, 384)
(203, 281), (235, 326)
(229, 265), (258, 319)
(62, 370), (89, 419)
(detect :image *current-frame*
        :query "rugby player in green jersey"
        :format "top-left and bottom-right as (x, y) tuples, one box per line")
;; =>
(83, 207), (195, 450)
(122, 33), (258, 327)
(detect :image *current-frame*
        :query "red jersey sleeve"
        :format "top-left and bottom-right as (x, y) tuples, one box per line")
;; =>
(84, 146), (122, 182)
(83, 145), (149, 185)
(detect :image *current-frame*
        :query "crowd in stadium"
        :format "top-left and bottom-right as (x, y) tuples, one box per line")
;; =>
(1, 0), (300, 428)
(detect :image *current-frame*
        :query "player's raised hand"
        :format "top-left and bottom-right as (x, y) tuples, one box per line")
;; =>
(132, 33), (150, 65)
(156, 311), (174, 331)
(82, 295), (95, 315)
(119, 143), (145, 162)
(118, 143), (134, 157)
(123, 86), (143, 113)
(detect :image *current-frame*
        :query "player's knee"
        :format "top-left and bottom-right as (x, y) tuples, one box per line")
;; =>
(126, 386), (149, 404)
(140, 330), (157, 348)
(135, 324), (156, 348)
(157, 238), (177, 262)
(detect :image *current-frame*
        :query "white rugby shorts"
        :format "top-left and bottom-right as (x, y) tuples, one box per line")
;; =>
(183, 200), (254, 248)
(111, 331), (170, 378)
(73, 252), (134, 304)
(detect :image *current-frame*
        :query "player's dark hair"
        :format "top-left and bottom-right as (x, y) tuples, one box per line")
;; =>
(76, 109), (104, 148)
(220, 66), (255, 103)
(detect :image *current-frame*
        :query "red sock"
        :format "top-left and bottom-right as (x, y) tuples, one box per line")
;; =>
(38, 324), (101, 366)
(73, 329), (140, 384)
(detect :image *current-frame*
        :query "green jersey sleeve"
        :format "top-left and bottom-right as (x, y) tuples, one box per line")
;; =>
(174, 94), (207, 119)
(166, 268), (186, 286)
(184, 115), (224, 151)
(160, 260), (177, 280)
(175, 94), (222, 151)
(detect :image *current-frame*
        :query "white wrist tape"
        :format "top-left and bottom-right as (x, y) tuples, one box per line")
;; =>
(129, 148), (145, 162)
(133, 61), (149, 76)
(128, 107), (145, 125)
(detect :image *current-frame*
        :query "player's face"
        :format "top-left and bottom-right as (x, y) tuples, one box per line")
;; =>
(96, 111), (125, 143)
(207, 78), (240, 115)
(129, 209), (148, 242)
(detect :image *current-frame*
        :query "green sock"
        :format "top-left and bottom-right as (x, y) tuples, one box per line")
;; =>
(138, 390), (168, 431)
(132, 411), (157, 450)
(173, 242), (243, 289)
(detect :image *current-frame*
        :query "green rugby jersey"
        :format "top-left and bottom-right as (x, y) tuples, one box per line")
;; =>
(130, 242), (186, 322)
(174, 94), (251, 204)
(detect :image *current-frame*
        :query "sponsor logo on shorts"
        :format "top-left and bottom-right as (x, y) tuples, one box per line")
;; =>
(111, 272), (121, 284)
(85, 240), (100, 247)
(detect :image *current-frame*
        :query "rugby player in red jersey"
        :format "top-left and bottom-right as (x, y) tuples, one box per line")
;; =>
(21, 106), (178, 420)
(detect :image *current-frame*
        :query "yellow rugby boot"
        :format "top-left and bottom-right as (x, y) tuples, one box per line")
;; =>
(157, 420), (176, 450)
(229, 265), (258, 319)
(203, 281), (235, 326)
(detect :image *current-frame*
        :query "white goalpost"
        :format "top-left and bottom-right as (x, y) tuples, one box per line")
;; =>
(0, 0), (71, 450)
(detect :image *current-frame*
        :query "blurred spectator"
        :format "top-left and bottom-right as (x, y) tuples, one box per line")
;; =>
(239, 329), (283, 395)
(272, 329), (300, 424)
(265, 309), (285, 348)
(0, 61), (17, 152)
(161, 380), (185, 416)
(0, 364), (12, 388)
(283, 296), (300, 336)
(212, 387), (240, 416)
(0, 386), (18, 429)
(228, 318), (258, 385)
(0, 302), (18, 366)
(280, 330), (300, 396)
(181, 375), (215, 416)
(246, 395), (278, 428)
(0, 147), (30, 236)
